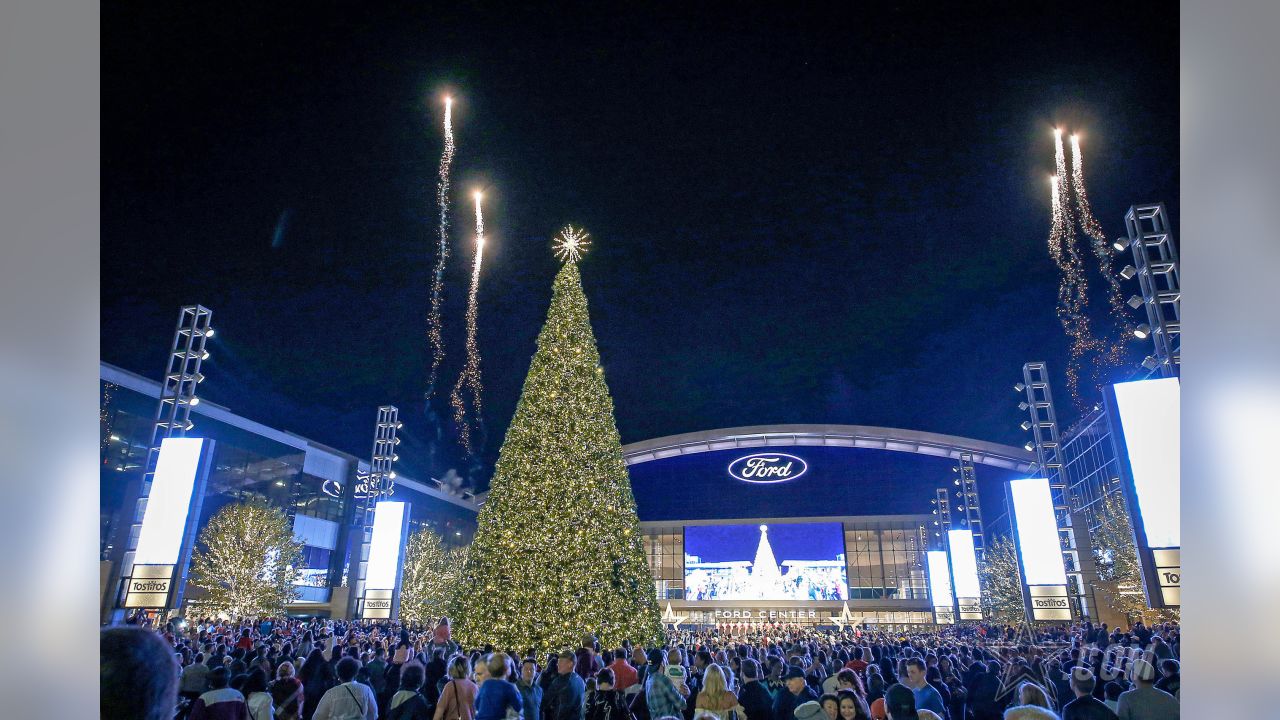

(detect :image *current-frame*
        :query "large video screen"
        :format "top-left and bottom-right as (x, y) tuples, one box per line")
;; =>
(683, 522), (848, 601)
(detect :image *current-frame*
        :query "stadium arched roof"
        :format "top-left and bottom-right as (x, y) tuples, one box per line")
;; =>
(621, 424), (1036, 474)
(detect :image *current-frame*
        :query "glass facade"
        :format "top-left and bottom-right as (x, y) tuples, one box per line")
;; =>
(843, 519), (929, 600)
(1060, 406), (1127, 533)
(643, 526), (685, 600)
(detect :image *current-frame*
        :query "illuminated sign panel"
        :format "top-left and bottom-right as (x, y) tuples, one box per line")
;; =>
(1028, 585), (1071, 620)
(123, 564), (175, 608)
(927, 550), (955, 624)
(727, 453), (808, 484)
(134, 437), (205, 566)
(1009, 478), (1068, 586)
(365, 501), (407, 590)
(947, 529), (981, 598)
(1112, 378), (1180, 549)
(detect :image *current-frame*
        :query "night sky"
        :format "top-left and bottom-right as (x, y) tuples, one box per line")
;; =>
(102, 4), (1178, 490)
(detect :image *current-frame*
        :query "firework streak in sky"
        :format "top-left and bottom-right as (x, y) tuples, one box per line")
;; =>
(426, 96), (455, 400)
(1071, 134), (1131, 369)
(451, 192), (486, 455)
(1049, 128), (1097, 403)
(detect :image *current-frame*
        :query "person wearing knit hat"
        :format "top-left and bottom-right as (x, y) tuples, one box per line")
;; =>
(1060, 667), (1116, 720)
(795, 700), (826, 720)
(1115, 658), (1178, 720)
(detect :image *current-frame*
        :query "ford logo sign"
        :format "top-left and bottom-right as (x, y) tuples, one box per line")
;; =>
(728, 453), (808, 484)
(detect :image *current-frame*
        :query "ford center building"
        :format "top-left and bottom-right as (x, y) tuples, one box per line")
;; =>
(623, 425), (1034, 629)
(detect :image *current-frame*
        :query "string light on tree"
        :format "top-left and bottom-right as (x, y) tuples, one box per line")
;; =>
(451, 190), (487, 455)
(426, 95), (456, 400)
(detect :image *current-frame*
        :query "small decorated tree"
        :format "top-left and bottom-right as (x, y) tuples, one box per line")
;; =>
(399, 528), (467, 624)
(1090, 491), (1178, 624)
(189, 500), (302, 619)
(979, 534), (1028, 625)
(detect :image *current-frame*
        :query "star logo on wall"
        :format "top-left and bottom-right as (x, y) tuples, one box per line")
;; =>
(829, 602), (859, 631)
(661, 602), (688, 629)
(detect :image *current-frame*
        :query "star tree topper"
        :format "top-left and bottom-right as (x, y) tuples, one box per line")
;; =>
(553, 225), (591, 263)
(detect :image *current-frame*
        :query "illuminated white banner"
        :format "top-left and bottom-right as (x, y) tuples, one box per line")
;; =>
(1113, 378), (1180, 548)
(1009, 478), (1068, 586)
(927, 550), (955, 624)
(365, 501), (407, 590)
(947, 529), (981, 599)
(134, 437), (205, 566)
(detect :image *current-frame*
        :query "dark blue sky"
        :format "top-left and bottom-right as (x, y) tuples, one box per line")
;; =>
(101, 3), (1178, 490)
(685, 523), (846, 565)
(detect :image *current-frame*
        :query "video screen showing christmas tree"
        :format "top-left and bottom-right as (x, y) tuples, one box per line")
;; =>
(683, 523), (848, 601)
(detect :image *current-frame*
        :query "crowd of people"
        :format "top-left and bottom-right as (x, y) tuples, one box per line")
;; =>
(101, 614), (1180, 720)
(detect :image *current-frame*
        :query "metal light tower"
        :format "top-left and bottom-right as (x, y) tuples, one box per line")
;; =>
(953, 452), (986, 561)
(359, 406), (402, 528)
(933, 488), (953, 544)
(1118, 203), (1180, 376)
(1017, 362), (1093, 620)
(109, 305), (213, 619)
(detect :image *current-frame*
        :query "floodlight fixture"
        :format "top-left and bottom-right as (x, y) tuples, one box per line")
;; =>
(1120, 265), (1138, 280)
(1020, 420), (1033, 431)
(1113, 237), (1131, 251)
(1134, 323), (1152, 339)
(1128, 295), (1144, 309)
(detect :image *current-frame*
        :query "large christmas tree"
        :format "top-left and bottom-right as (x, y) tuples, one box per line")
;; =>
(454, 228), (661, 651)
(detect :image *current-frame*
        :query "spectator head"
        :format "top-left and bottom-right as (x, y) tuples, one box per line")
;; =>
(337, 656), (361, 683)
(1016, 682), (1051, 709)
(784, 667), (807, 694)
(400, 662), (426, 691)
(558, 649), (576, 675)
(243, 668), (268, 695)
(1002, 708), (1058, 720)
(667, 648), (683, 667)
(1069, 667), (1095, 697)
(1104, 682), (1123, 701)
(596, 667), (615, 689)
(883, 683), (917, 719)
(277, 661), (295, 679)
(741, 658), (761, 681)
(820, 694), (840, 720)
(1130, 659), (1157, 687)
(634, 647), (648, 665)
(1160, 659), (1179, 676)
(488, 652), (511, 680)
(522, 658), (539, 684)
(101, 627), (180, 720)
(449, 655), (471, 680)
(794, 701), (825, 720)
(207, 666), (231, 689)
(615, 648), (627, 662)
(703, 664), (728, 696)
(836, 690), (868, 720)
(903, 658), (926, 687)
